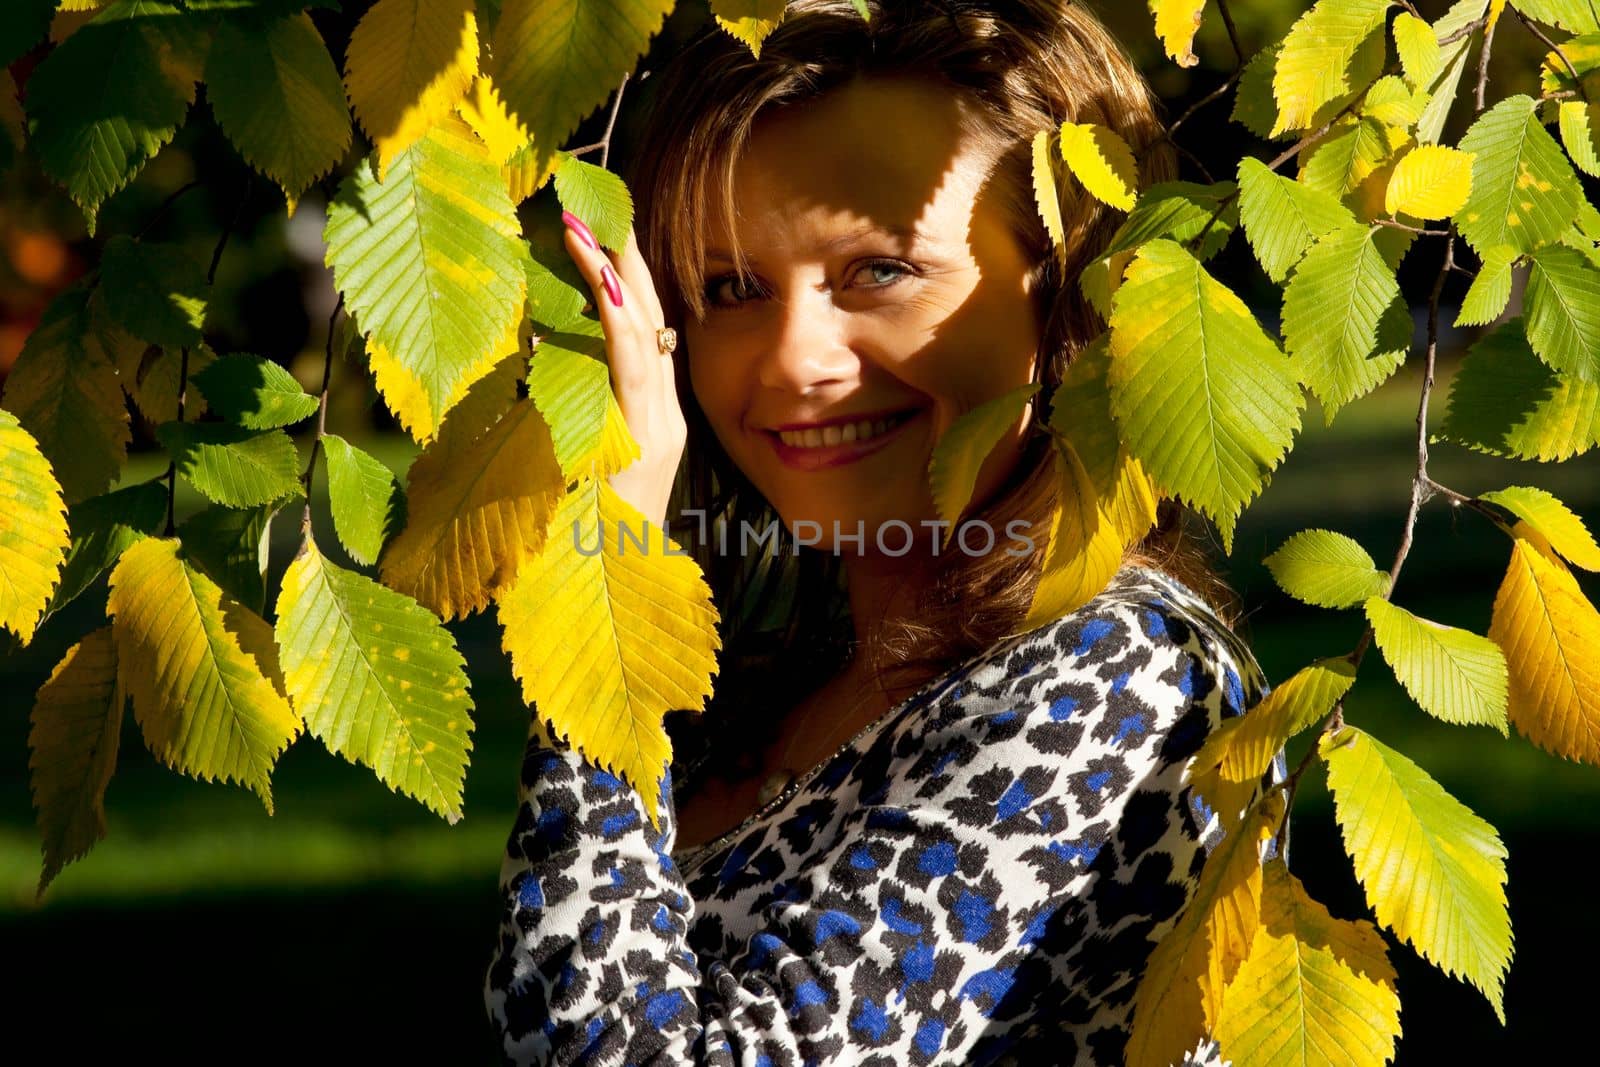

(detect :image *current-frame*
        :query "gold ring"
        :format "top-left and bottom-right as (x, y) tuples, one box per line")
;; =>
(656, 327), (678, 355)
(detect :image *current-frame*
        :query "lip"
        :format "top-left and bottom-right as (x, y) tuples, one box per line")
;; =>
(766, 405), (922, 433)
(765, 408), (927, 471)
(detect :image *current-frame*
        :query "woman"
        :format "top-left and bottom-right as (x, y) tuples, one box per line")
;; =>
(485, 2), (1275, 1064)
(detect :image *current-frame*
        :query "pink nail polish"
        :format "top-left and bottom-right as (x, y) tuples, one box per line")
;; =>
(601, 263), (623, 307)
(562, 210), (599, 250)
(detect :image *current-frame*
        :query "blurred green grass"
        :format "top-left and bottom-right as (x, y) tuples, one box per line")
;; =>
(2, 355), (1597, 1060)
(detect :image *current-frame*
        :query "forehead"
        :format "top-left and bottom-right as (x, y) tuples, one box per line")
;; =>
(710, 75), (998, 258)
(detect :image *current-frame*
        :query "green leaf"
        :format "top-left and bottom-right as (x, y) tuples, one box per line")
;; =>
(191, 353), (320, 429)
(1232, 44), (1286, 141)
(204, 11), (351, 213)
(525, 330), (638, 483)
(47, 482), (167, 623)
(1364, 597), (1510, 732)
(155, 422), (303, 508)
(1479, 486), (1600, 571)
(1282, 224), (1407, 422)
(2, 282), (131, 503)
(1392, 11), (1440, 89)
(1321, 725), (1513, 1020)
(1456, 95), (1584, 256)
(1558, 100), (1600, 178)
(1358, 74), (1427, 129)
(0, 408), (70, 645)
(1437, 319), (1599, 461)
(1107, 239), (1303, 553)
(1271, 0), (1391, 136)
(275, 537), (474, 823)
(1513, 0), (1600, 32)
(107, 537), (299, 812)
(177, 503), (278, 614)
(324, 115), (527, 444)
(490, 0), (674, 181)
(1044, 334), (1120, 492)
(21, 0), (208, 230)
(1415, 0), (1485, 145)
(1524, 244), (1600, 382)
(100, 236), (209, 347)
(551, 152), (635, 251)
(1299, 115), (1395, 201)
(1456, 245), (1518, 327)
(929, 383), (1041, 539)
(525, 241), (589, 330)
(1080, 181), (1238, 315)
(1264, 529), (1389, 608)
(1237, 158), (1356, 283)
(323, 434), (406, 567)
(123, 344), (218, 426)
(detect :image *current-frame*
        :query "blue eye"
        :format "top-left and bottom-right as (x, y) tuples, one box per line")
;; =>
(856, 260), (910, 287)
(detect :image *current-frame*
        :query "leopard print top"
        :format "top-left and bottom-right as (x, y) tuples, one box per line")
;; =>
(484, 564), (1279, 1066)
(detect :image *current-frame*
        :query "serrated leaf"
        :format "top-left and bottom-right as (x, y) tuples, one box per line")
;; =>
(1364, 596), (1509, 732)
(323, 434), (406, 567)
(206, 12), (350, 213)
(711, 0), (786, 58)
(48, 481), (166, 621)
(0, 408), (70, 645)
(1524, 244), (1600, 382)
(1515, 0), (1600, 32)
(1456, 95), (1584, 256)
(929, 383), (1040, 541)
(1022, 440), (1124, 632)
(156, 422), (303, 508)
(1108, 240), (1303, 552)
(177, 503), (277, 613)
(1480, 486), (1600, 570)
(1237, 157), (1356, 282)
(1358, 75), (1427, 128)
(457, 74), (527, 165)
(1393, 11), (1441, 88)
(503, 139), (558, 202)
(1264, 528), (1389, 608)
(1416, 0), (1484, 145)
(498, 477), (721, 826)
(122, 343), (217, 425)
(525, 240), (591, 330)
(1538, 33), (1600, 98)
(1232, 44), (1286, 141)
(1386, 144), (1474, 219)
(343, 0), (478, 180)
(1150, 0), (1205, 68)
(526, 333), (641, 483)
(1126, 793), (1283, 1067)
(1300, 116), (1405, 204)
(1080, 180), (1239, 315)
(1058, 121), (1137, 212)
(1032, 129), (1069, 255)
(1456, 245), (1518, 327)
(379, 397), (565, 620)
(1215, 862), (1401, 1067)
(1271, 0), (1391, 136)
(3, 282), (131, 503)
(276, 537), (474, 822)
(100, 236), (208, 347)
(1321, 725), (1512, 1020)
(1558, 100), (1600, 177)
(490, 0), (674, 184)
(22, 0), (207, 230)
(191, 353), (320, 429)
(552, 153), (634, 250)
(1440, 321), (1600, 460)
(28, 626), (122, 896)
(106, 537), (300, 812)
(325, 114), (527, 443)
(1490, 527), (1600, 766)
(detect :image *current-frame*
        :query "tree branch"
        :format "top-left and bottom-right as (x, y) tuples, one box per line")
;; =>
(299, 294), (345, 547)
(1514, 8), (1590, 102)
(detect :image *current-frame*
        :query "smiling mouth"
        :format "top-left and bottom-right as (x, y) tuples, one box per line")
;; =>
(769, 409), (921, 449)
(764, 408), (927, 471)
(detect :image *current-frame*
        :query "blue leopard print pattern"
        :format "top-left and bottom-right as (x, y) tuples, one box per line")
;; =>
(484, 564), (1280, 1065)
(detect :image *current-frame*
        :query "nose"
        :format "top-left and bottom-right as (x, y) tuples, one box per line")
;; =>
(755, 287), (861, 395)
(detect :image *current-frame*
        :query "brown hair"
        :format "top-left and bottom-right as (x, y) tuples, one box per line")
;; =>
(623, 0), (1238, 735)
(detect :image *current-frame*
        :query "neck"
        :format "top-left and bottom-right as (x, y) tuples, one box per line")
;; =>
(839, 548), (935, 695)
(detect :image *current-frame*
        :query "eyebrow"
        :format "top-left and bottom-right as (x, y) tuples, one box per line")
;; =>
(705, 223), (925, 265)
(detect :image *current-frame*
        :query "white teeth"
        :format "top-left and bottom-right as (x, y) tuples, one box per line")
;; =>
(777, 412), (911, 448)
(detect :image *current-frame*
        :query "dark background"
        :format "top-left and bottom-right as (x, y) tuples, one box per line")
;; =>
(2, 1), (1596, 1060)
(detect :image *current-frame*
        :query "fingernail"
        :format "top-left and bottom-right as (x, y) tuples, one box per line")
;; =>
(562, 211), (599, 250)
(601, 263), (623, 307)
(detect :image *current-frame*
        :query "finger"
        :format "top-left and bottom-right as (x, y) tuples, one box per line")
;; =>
(614, 225), (666, 326)
(561, 224), (660, 402)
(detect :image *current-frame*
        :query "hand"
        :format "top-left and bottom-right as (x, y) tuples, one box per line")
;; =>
(560, 212), (688, 530)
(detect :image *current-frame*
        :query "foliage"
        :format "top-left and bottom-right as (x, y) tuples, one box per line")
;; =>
(3, 1), (1599, 1061)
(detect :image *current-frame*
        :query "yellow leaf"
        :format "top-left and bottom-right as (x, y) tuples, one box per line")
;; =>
(1391, 11), (1441, 89)
(1058, 121), (1137, 212)
(498, 478), (721, 826)
(1479, 486), (1600, 571)
(0, 407), (70, 645)
(1271, 0), (1390, 137)
(504, 140), (561, 202)
(1385, 144), (1474, 219)
(457, 75), (527, 165)
(711, 0), (787, 58)
(1487, 0), (1507, 31)
(379, 398), (566, 621)
(1022, 440), (1124, 632)
(1557, 100), (1600, 179)
(1489, 526), (1600, 766)
(1031, 129), (1068, 255)
(1126, 793), (1283, 1067)
(1150, 0), (1206, 68)
(1216, 862), (1401, 1066)
(1105, 452), (1161, 549)
(28, 627), (122, 897)
(106, 538), (301, 813)
(928, 383), (1040, 543)
(343, 0), (479, 180)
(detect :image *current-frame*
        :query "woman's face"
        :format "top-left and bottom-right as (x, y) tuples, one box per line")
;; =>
(684, 74), (1043, 557)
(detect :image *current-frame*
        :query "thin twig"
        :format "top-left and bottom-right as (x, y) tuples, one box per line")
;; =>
(600, 72), (630, 170)
(300, 294), (345, 546)
(1374, 219), (1452, 236)
(135, 180), (202, 240)
(1215, 0), (1245, 69)
(1172, 142), (1216, 184)
(1476, 19), (1497, 113)
(1438, 15), (1487, 47)
(1514, 8), (1589, 101)
(1149, 66), (1247, 157)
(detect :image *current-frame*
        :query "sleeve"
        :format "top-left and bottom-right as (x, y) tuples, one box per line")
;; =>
(483, 595), (1273, 1067)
